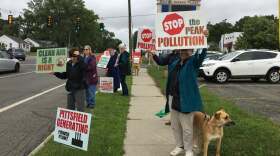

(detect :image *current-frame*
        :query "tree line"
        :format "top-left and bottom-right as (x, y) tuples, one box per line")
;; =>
(0, 0), (122, 52)
(207, 15), (278, 51)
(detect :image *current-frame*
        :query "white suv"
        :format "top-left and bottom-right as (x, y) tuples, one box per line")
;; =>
(200, 50), (280, 83)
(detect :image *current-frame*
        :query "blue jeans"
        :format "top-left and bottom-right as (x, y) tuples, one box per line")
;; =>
(86, 85), (96, 107)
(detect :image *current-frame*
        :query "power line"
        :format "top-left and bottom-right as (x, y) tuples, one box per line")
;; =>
(100, 13), (155, 20)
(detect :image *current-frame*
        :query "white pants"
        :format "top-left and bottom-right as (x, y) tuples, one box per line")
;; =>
(171, 109), (194, 152)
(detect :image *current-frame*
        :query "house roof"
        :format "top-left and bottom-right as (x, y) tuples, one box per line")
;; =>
(25, 38), (40, 45)
(4, 35), (29, 44)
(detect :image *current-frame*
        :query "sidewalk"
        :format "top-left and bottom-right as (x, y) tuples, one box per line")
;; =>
(124, 68), (174, 156)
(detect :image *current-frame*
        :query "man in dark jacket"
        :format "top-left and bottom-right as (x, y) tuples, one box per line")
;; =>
(107, 48), (120, 92)
(148, 50), (179, 125)
(54, 48), (87, 112)
(83, 45), (98, 109)
(116, 43), (131, 96)
(149, 50), (180, 114)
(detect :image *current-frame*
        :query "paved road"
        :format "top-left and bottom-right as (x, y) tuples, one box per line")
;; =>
(200, 78), (280, 124)
(0, 56), (66, 156)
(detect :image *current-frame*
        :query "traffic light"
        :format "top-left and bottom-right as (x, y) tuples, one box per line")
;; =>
(8, 15), (13, 25)
(75, 17), (80, 32)
(99, 23), (105, 30)
(47, 16), (53, 27)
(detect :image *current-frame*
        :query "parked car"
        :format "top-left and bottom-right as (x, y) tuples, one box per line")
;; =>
(7, 48), (26, 61)
(0, 51), (20, 72)
(205, 52), (224, 61)
(200, 50), (280, 83)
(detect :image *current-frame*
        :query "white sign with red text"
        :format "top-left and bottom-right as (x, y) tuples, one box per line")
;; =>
(54, 108), (92, 151)
(156, 11), (207, 50)
(99, 77), (114, 93)
(132, 49), (142, 64)
(136, 28), (156, 51)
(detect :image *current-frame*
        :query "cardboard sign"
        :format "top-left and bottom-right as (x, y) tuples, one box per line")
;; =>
(97, 51), (111, 68)
(136, 28), (156, 51)
(36, 48), (67, 73)
(155, 11), (207, 50)
(99, 77), (114, 93)
(54, 108), (92, 151)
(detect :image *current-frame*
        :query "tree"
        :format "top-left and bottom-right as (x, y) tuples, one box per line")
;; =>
(235, 16), (278, 50)
(207, 20), (234, 46)
(22, 0), (121, 51)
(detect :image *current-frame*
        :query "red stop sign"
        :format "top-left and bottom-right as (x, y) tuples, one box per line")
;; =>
(141, 29), (153, 42)
(162, 13), (185, 35)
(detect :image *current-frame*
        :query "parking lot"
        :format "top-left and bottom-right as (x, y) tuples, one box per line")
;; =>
(199, 78), (280, 124)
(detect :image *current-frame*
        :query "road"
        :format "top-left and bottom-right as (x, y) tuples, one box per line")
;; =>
(0, 56), (66, 156)
(200, 78), (280, 124)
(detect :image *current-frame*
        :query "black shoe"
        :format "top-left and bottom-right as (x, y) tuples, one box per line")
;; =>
(87, 105), (95, 109)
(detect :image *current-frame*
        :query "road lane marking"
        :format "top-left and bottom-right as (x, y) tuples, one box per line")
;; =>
(28, 132), (54, 156)
(0, 71), (35, 79)
(0, 83), (65, 113)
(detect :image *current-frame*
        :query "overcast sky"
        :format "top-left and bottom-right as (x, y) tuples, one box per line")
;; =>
(0, 0), (278, 46)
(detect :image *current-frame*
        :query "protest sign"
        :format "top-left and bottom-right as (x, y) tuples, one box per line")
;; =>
(97, 51), (111, 68)
(136, 28), (156, 51)
(99, 77), (114, 93)
(36, 48), (67, 73)
(132, 49), (141, 64)
(54, 108), (92, 151)
(155, 11), (207, 50)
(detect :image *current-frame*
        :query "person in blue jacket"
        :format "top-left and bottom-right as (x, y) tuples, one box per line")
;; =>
(168, 48), (207, 156)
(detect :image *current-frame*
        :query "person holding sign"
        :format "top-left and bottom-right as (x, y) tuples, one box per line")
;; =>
(168, 48), (207, 156)
(116, 43), (131, 96)
(83, 45), (98, 109)
(54, 48), (87, 112)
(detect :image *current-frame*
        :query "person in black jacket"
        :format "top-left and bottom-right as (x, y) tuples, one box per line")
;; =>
(116, 43), (131, 96)
(54, 48), (87, 112)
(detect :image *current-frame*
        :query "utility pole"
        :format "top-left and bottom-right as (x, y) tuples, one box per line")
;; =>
(128, 0), (132, 53)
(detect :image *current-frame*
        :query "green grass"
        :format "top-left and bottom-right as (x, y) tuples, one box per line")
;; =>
(147, 65), (280, 156)
(35, 76), (132, 156)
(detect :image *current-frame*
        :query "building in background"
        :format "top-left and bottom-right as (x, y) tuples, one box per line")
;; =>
(0, 35), (31, 52)
(157, 0), (201, 13)
(24, 38), (41, 48)
(220, 32), (243, 53)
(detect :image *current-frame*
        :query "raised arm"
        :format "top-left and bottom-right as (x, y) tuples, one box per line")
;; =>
(193, 48), (207, 69)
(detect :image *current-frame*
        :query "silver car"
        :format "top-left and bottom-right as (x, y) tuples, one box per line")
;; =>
(0, 51), (20, 72)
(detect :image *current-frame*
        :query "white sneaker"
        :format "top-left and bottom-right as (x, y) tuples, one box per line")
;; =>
(170, 147), (184, 156)
(185, 150), (194, 156)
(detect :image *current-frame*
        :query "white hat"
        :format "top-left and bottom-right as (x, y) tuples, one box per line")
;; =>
(118, 43), (127, 49)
